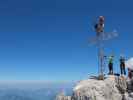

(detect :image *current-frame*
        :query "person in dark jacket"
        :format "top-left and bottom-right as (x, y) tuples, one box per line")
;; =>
(108, 56), (114, 75)
(120, 56), (126, 75)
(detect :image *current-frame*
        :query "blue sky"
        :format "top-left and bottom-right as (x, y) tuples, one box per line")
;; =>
(0, 0), (133, 81)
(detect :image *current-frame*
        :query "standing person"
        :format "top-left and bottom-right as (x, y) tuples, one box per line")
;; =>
(108, 56), (114, 75)
(128, 68), (133, 79)
(120, 56), (126, 75)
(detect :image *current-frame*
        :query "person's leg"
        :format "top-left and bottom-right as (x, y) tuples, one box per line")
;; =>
(121, 63), (126, 75)
(111, 63), (113, 74)
(108, 63), (110, 74)
(123, 63), (126, 75)
(120, 64), (123, 75)
(109, 63), (111, 74)
(121, 67), (123, 75)
(123, 67), (126, 75)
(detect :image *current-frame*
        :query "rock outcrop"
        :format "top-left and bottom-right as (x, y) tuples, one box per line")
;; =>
(73, 75), (125, 100)
(56, 75), (133, 100)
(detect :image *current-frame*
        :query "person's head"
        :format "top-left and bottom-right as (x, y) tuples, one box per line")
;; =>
(111, 55), (114, 57)
(120, 54), (124, 59)
(109, 56), (113, 59)
(109, 54), (114, 57)
(99, 16), (104, 22)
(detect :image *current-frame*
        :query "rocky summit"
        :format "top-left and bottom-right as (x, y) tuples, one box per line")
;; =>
(56, 75), (133, 100)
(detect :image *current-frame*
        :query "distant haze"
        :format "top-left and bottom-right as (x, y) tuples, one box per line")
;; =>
(0, 81), (75, 90)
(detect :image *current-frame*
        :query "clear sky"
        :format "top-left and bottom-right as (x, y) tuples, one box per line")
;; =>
(0, 0), (133, 81)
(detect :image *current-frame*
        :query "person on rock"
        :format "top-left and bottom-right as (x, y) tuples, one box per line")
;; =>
(128, 68), (133, 79)
(108, 55), (114, 75)
(120, 56), (126, 76)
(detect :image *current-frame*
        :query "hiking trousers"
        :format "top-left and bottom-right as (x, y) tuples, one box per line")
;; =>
(109, 63), (113, 74)
(120, 63), (126, 75)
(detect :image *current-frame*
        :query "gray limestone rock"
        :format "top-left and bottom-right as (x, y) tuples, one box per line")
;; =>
(56, 75), (133, 100)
